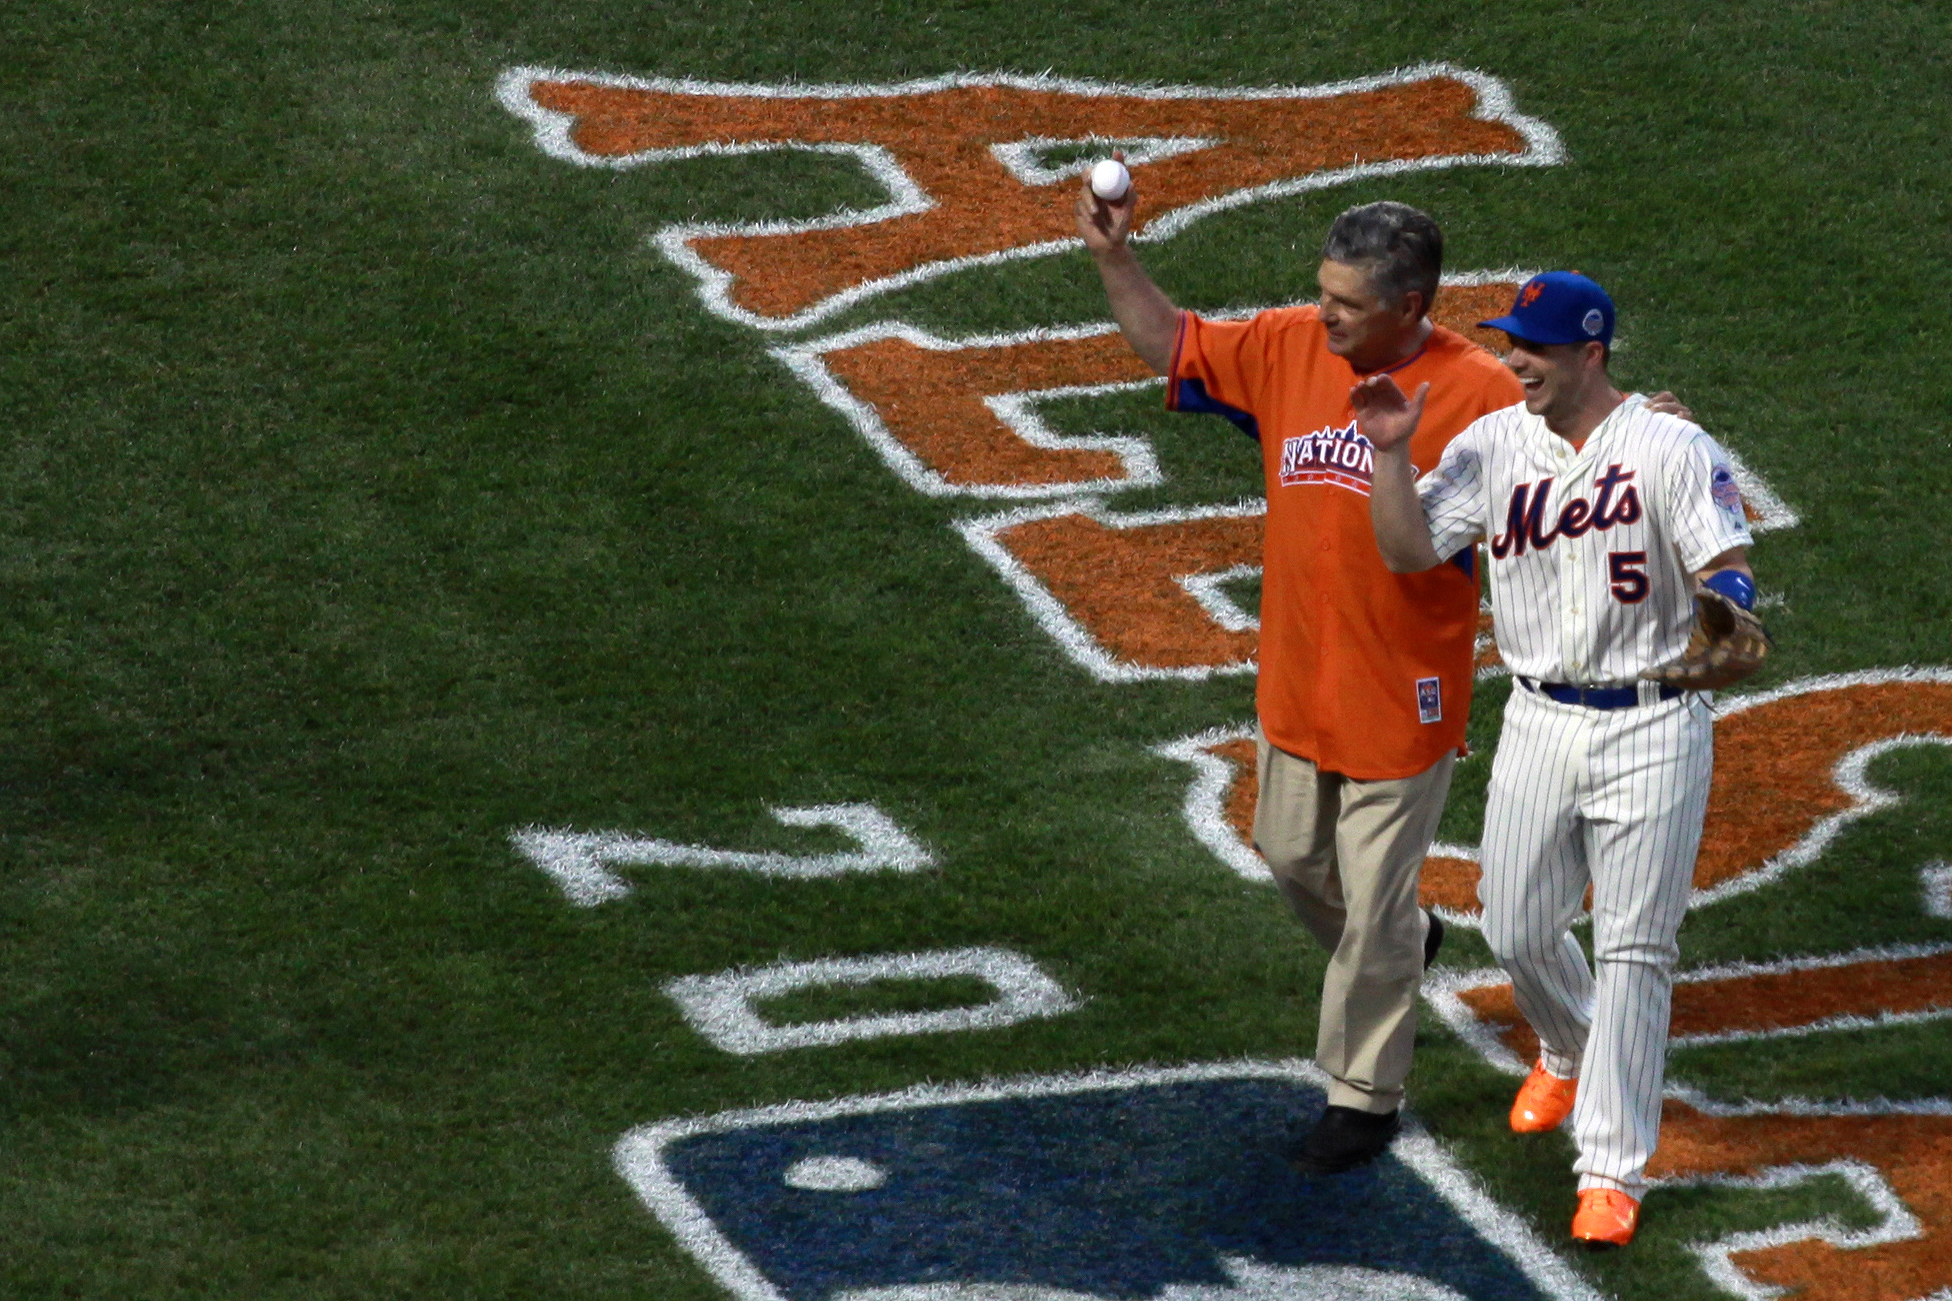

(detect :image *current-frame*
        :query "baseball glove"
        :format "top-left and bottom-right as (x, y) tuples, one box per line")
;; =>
(1642, 587), (1773, 690)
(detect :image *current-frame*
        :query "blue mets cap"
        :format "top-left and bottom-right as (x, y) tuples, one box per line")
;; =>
(1478, 271), (1615, 347)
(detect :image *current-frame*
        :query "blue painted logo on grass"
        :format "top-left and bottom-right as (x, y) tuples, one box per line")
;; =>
(613, 1061), (1595, 1301)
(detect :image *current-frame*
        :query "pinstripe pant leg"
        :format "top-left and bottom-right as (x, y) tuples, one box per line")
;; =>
(1479, 687), (1594, 1079)
(1570, 695), (1713, 1196)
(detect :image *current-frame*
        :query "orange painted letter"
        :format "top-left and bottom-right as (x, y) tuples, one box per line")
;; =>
(501, 69), (1559, 328)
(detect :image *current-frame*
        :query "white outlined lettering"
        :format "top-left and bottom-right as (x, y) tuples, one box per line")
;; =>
(511, 804), (935, 906)
(662, 947), (1079, 1054)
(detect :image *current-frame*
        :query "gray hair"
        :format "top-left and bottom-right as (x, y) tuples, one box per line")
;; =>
(1319, 201), (1443, 316)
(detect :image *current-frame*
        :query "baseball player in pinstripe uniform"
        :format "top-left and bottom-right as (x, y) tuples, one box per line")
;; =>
(1353, 272), (1759, 1248)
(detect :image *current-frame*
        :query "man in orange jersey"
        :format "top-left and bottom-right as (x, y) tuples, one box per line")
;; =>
(1075, 183), (1517, 1173)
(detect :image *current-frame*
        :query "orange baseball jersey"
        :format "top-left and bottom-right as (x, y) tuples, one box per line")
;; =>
(1168, 305), (1523, 779)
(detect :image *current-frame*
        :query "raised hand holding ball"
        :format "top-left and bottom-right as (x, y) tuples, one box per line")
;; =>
(1073, 151), (1134, 254)
(1089, 158), (1131, 202)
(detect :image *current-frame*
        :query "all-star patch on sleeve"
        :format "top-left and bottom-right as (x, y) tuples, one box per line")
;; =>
(1668, 429), (1756, 572)
(1710, 461), (1744, 519)
(1417, 416), (1495, 563)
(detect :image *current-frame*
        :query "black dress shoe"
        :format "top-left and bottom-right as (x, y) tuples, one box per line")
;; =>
(1284, 1105), (1402, 1175)
(1424, 909), (1445, 969)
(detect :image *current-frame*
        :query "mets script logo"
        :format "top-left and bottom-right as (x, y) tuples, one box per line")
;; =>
(1489, 464), (1642, 557)
(1279, 421), (1377, 493)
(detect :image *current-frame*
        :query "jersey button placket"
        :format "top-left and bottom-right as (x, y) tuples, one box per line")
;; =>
(1561, 543), (1582, 677)
(1561, 443), (1595, 679)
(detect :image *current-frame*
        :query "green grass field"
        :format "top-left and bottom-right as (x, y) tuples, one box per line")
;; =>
(3, 1), (1950, 1296)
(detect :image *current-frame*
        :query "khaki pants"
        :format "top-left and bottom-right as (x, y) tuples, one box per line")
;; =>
(1254, 732), (1454, 1113)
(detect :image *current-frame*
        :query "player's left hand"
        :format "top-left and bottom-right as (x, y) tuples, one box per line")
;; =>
(1644, 391), (1693, 421)
(1641, 586), (1773, 690)
(1350, 375), (1430, 453)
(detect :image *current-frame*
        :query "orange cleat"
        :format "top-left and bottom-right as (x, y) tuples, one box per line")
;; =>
(1571, 1187), (1639, 1249)
(1509, 1061), (1578, 1133)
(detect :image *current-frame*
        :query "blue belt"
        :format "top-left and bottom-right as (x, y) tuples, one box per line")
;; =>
(1518, 677), (1683, 709)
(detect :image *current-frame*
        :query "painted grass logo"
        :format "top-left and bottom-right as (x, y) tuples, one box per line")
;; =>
(1159, 670), (1952, 921)
(615, 1061), (1602, 1301)
(492, 58), (1946, 1301)
(663, 948), (1079, 1055)
(957, 498), (1265, 682)
(495, 65), (1563, 330)
(771, 321), (1162, 498)
(511, 803), (935, 906)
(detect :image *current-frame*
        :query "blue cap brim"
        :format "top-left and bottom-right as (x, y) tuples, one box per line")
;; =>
(1476, 314), (1582, 346)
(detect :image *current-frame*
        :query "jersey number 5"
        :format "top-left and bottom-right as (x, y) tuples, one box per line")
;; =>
(1609, 551), (1650, 603)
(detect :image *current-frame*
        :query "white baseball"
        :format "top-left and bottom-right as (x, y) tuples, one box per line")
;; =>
(1089, 158), (1130, 202)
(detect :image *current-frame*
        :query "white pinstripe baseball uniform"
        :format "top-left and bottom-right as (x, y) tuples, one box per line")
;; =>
(1415, 392), (1753, 1196)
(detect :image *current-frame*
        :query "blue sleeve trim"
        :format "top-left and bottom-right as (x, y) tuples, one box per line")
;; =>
(1450, 547), (1476, 580)
(1172, 378), (1260, 443)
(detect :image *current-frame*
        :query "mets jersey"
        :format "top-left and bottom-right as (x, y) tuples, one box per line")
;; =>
(1415, 394), (1753, 684)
